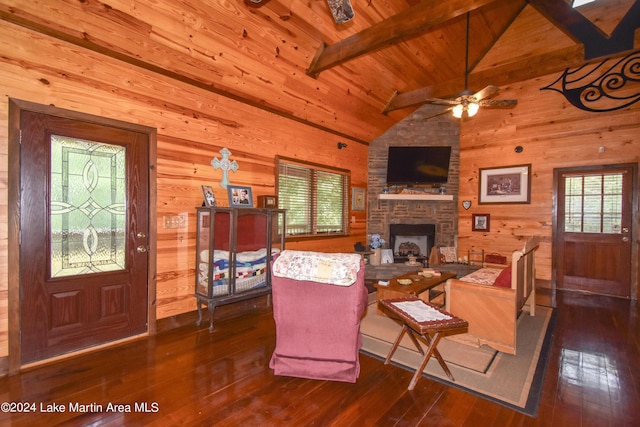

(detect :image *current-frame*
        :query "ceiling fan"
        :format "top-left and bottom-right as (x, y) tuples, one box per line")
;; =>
(424, 13), (518, 119)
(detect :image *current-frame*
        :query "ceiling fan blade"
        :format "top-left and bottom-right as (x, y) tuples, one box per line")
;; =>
(425, 98), (458, 106)
(479, 99), (518, 108)
(473, 85), (500, 101)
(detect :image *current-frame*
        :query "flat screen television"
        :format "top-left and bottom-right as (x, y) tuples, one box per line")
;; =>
(386, 146), (452, 186)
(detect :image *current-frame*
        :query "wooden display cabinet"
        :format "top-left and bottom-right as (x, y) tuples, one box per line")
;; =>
(194, 207), (286, 332)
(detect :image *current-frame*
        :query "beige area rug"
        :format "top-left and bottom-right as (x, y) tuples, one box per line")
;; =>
(360, 294), (554, 417)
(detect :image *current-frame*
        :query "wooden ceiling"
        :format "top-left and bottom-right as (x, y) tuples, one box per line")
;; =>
(2, 0), (638, 144)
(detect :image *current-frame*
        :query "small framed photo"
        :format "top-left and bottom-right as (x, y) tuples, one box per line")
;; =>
(479, 164), (531, 204)
(439, 247), (457, 263)
(201, 185), (216, 207)
(352, 187), (366, 211)
(258, 195), (278, 208)
(228, 185), (254, 207)
(472, 214), (490, 232)
(381, 249), (394, 264)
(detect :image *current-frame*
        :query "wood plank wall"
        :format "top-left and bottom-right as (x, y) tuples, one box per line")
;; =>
(457, 72), (640, 298)
(0, 20), (368, 367)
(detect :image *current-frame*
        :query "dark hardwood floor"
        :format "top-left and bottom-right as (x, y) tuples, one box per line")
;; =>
(0, 290), (638, 426)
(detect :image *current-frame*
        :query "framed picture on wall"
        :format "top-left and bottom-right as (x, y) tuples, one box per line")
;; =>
(472, 214), (490, 232)
(352, 187), (365, 211)
(479, 164), (531, 204)
(227, 185), (254, 207)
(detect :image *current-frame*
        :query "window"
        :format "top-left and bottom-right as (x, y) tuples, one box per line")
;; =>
(276, 156), (350, 238)
(564, 172), (623, 234)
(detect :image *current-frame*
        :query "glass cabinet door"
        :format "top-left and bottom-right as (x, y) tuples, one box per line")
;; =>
(270, 210), (286, 254)
(195, 209), (211, 298)
(195, 208), (286, 300)
(195, 208), (233, 298)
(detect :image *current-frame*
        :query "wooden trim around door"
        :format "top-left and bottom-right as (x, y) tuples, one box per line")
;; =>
(552, 163), (638, 301)
(7, 98), (157, 374)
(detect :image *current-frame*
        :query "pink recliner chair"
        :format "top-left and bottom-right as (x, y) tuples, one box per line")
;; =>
(269, 251), (368, 383)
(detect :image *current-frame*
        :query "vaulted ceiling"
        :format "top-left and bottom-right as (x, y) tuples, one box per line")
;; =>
(2, 0), (639, 144)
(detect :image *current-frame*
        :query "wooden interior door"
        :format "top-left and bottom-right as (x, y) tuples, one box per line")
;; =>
(19, 109), (150, 364)
(555, 165), (635, 297)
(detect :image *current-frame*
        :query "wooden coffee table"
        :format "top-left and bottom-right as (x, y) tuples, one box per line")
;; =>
(374, 270), (456, 315)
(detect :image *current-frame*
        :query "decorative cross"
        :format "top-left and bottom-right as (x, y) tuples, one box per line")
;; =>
(210, 147), (239, 189)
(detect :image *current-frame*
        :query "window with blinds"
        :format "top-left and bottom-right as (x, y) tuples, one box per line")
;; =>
(276, 156), (350, 238)
(564, 172), (623, 233)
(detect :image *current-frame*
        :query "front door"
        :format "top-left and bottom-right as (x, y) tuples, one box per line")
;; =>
(555, 165), (635, 297)
(19, 108), (150, 364)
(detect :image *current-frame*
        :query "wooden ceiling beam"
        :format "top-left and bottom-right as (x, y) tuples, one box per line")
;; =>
(381, 1), (526, 114)
(527, 0), (640, 60)
(467, 1), (527, 73)
(381, 0), (640, 114)
(386, 43), (640, 113)
(383, 45), (587, 113)
(306, 0), (500, 78)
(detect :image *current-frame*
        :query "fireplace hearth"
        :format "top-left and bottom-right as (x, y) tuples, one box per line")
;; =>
(389, 224), (436, 264)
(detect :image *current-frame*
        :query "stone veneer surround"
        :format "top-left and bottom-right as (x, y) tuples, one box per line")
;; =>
(367, 105), (460, 254)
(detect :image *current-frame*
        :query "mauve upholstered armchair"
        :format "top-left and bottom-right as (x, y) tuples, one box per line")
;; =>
(269, 251), (368, 383)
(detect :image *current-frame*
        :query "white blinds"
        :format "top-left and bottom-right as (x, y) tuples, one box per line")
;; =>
(277, 157), (350, 237)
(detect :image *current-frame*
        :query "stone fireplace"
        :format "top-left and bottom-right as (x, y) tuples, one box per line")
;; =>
(365, 105), (460, 280)
(389, 224), (435, 263)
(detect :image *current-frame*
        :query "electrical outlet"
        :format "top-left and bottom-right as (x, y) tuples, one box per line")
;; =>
(163, 213), (187, 229)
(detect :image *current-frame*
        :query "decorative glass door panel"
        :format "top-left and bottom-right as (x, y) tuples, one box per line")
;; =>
(18, 105), (149, 364)
(50, 135), (127, 277)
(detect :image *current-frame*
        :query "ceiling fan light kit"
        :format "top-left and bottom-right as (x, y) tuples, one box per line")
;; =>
(452, 101), (479, 118)
(452, 104), (464, 118)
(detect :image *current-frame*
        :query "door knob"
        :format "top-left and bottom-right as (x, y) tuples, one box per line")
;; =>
(137, 246), (148, 253)
(622, 237), (629, 242)
(137, 232), (147, 238)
